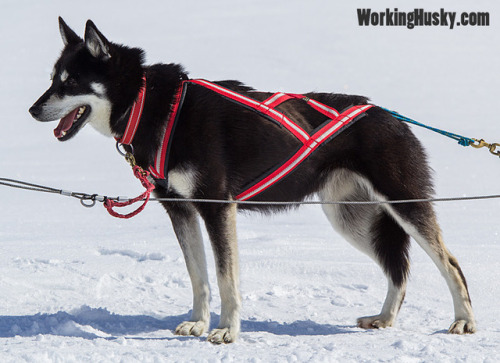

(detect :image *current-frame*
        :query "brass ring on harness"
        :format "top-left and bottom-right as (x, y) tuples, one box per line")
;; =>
(115, 141), (134, 157)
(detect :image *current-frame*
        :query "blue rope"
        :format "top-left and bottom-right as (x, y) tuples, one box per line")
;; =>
(380, 107), (474, 147)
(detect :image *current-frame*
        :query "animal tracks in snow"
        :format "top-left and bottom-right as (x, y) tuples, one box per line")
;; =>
(98, 248), (166, 262)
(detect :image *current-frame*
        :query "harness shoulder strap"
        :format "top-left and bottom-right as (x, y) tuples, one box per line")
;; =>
(149, 81), (188, 179)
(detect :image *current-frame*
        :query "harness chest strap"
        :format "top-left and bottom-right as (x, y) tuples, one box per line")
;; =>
(146, 79), (373, 200)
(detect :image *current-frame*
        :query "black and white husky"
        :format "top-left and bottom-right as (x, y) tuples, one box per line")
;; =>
(29, 18), (476, 344)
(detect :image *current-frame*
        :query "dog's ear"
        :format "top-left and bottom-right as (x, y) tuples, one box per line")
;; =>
(84, 20), (111, 60)
(59, 17), (81, 46)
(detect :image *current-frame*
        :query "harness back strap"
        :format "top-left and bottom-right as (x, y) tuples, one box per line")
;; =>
(147, 79), (373, 200)
(236, 104), (372, 201)
(262, 92), (294, 108)
(190, 80), (310, 143)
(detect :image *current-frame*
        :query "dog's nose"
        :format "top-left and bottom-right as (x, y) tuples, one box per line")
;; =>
(29, 105), (41, 118)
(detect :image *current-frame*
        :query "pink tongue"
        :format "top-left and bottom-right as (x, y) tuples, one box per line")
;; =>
(54, 108), (79, 138)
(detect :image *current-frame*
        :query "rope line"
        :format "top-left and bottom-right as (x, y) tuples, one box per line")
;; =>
(381, 108), (475, 146)
(2, 177), (499, 207)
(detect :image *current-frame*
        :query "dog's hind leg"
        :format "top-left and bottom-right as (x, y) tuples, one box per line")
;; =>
(319, 169), (410, 329)
(164, 201), (211, 337)
(199, 202), (241, 344)
(384, 202), (476, 334)
(356, 210), (410, 329)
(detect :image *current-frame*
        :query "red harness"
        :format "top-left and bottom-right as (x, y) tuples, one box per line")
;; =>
(120, 78), (373, 201)
(118, 75), (147, 145)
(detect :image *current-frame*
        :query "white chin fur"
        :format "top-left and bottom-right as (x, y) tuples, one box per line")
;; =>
(87, 100), (113, 136)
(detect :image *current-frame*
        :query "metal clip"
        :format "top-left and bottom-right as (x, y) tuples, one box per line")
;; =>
(471, 139), (500, 157)
(116, 141), (127, 156)
(471, 138), (488, 148)
(125, 152), (137, 168)
(80, 196), (97, 208)
(488, 143), (500, 156)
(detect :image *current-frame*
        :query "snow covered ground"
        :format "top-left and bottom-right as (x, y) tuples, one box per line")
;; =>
(1, 0), (500, 361)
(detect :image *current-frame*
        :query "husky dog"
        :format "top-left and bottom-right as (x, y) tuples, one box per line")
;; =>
(29, 18), (476, 344)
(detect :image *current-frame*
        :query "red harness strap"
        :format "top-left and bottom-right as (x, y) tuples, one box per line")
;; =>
(261, 92), (293, 109)
(118, 75), (147, 145)
(236, 104), (372, 201)
(189, 79), (310, 143)
(147, 80), (373, 201)
(149, 82), (187, 179)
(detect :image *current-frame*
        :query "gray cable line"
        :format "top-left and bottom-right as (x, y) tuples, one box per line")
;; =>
(2, 177), (500, 207)
(148, 194), (500, 205)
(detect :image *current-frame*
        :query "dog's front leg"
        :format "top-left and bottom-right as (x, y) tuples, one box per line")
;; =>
(166, 202), (211, 337)
(200, 203), (241, 344)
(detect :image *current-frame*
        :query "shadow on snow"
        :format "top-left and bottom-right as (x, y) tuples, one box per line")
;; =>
(0, 306), (357, 339)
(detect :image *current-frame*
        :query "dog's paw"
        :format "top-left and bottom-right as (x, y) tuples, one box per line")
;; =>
(357, 315), (393, 330)
(207, 328), (237, 344)
(448, 319), (476, 334)
(175, 320), (208, 337)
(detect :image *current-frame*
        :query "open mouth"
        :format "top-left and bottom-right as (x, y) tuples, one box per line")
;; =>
(54, 105), (90, 141)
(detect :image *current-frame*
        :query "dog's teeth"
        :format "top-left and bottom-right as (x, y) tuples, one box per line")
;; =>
(75, 106), (86, 120)
(61, 131), (67, 137)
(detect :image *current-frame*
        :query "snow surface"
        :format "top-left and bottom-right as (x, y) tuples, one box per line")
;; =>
(1, 0), (500, 361)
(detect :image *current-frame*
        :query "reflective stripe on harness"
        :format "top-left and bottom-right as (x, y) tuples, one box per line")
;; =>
(148, 79), (373, 200)
(118, 75), (147, 145)
(236, 104), (371, 201)
(190, 80), (310, 143)
(148, 82), (187, 180)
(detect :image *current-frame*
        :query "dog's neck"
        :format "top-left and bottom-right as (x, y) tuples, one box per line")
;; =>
(112, 63), (188, 168)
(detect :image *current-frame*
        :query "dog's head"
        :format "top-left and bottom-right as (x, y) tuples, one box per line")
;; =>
(29, 18), (144, 141)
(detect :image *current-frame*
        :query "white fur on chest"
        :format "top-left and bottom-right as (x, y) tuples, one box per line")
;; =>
(167, 166), (198, 198)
